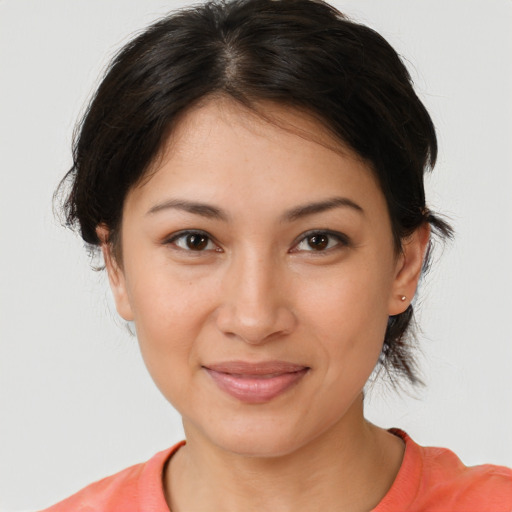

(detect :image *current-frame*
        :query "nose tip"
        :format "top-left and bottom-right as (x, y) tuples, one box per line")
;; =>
(216, 302), (296, 345)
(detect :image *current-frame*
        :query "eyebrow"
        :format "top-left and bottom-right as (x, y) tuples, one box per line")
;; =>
(146, 196), (363, 222)
(281, 197), (364, 222)
(146, 199), (228, 221)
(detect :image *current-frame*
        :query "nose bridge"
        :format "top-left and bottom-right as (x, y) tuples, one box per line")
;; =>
(216, 245), (294, 344)
(238, 250), (276, 312)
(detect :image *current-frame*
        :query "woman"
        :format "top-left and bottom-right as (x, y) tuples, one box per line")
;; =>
(42, 0), (512, 510)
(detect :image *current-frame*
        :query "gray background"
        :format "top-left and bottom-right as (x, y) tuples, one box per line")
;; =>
(1, 1), (511, 510)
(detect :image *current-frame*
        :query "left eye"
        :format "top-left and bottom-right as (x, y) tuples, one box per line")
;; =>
(294, 231), (347, 252)
(169, 231), (217, 251)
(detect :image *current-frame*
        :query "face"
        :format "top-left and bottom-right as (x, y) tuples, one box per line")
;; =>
(103, 98), (426, 457)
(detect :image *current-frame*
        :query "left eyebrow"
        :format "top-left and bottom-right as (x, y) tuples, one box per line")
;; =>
(146, 199), (229, 221)
(281, 197), (364, 223)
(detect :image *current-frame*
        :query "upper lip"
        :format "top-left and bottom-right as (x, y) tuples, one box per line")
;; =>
(203, 360), (309, 375)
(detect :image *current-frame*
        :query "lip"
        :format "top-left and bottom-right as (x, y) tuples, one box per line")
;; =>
(203, 361), (309, 404)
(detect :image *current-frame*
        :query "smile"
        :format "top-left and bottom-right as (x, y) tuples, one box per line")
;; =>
(203, 361), (309, 404)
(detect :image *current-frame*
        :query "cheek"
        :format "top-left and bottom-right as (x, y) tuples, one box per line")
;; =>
(298, 262), (392, 335)
(125, 248), (217, 332)
(123, 262), (218, 388)
(296, 262), (392, 377)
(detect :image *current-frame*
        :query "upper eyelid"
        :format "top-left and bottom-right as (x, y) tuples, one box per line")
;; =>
(165, 229), (220, 249)
(292, 229), (349, 246)
(166, 229), (212, 241)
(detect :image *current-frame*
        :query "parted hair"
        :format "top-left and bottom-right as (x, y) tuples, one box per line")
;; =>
(58, 0), (453, 385)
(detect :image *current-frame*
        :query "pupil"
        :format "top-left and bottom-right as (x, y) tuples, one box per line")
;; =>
(308, 234), (328, 250)
(186, 234), (208, 250)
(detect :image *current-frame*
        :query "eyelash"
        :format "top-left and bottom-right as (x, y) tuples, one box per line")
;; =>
(164, 229), (350, 254)
(292, 230), (350, 253)
(165, 230), (220, 252)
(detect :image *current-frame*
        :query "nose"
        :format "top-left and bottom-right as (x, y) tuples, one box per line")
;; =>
(215, 251), (297, 345)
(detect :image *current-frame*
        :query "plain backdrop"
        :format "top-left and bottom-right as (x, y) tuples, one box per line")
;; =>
(1, 1), (511, 510)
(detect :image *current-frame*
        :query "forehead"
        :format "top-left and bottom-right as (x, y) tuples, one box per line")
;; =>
(160, 97), (354, 166)
(125, 97), (385, 219)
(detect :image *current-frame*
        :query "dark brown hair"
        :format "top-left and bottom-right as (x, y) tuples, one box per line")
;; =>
(58, 0), (453, 385)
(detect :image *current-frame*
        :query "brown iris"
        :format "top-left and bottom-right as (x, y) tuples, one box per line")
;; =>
(186, 233), (209, 250)
(307, 234), (329, 250)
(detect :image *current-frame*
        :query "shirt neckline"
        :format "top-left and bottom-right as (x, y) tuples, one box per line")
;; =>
(138, 431), (420, 512)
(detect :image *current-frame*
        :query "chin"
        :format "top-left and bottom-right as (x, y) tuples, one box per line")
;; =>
(217, 431), (306, 458)
(192, 412), (322, 459)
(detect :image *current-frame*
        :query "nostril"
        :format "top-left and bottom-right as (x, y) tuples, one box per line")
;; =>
(215, 303), (297, 345)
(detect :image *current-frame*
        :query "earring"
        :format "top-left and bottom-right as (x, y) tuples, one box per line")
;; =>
(400, 295), (407, 301)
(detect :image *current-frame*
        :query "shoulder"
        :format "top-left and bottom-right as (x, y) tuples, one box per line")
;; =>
(39, 442), (184, 512)
(418, 441), (512, 510)
(376, 429), (512, 512)
(40, 462), (146, 512)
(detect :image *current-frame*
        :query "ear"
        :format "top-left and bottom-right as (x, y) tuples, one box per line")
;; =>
(388, 223), (430, 316)
(96, 225), (134, 321)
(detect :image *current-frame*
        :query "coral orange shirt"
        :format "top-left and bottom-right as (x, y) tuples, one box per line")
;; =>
(41, 430), (512, 512)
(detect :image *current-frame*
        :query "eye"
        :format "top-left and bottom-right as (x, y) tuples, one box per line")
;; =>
(293, 230), (348, 252)
(167, 230), (218, 252)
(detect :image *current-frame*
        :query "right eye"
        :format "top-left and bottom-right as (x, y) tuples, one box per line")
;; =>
(167, 231), (218, 252)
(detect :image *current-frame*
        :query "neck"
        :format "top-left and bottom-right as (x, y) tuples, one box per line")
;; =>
(165, 396), (404, 512)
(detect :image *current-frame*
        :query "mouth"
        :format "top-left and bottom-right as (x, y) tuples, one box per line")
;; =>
(203, 361), (310, 404)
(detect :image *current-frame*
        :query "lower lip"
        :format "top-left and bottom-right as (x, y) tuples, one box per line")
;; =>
(204, 368), (309, 404)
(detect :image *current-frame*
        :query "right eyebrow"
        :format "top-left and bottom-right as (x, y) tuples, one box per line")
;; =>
(281, 196), (364, 222)
(146, 199), (229, 221)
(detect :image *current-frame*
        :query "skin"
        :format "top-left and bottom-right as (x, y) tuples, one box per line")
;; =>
(99, 98), (430, 512)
